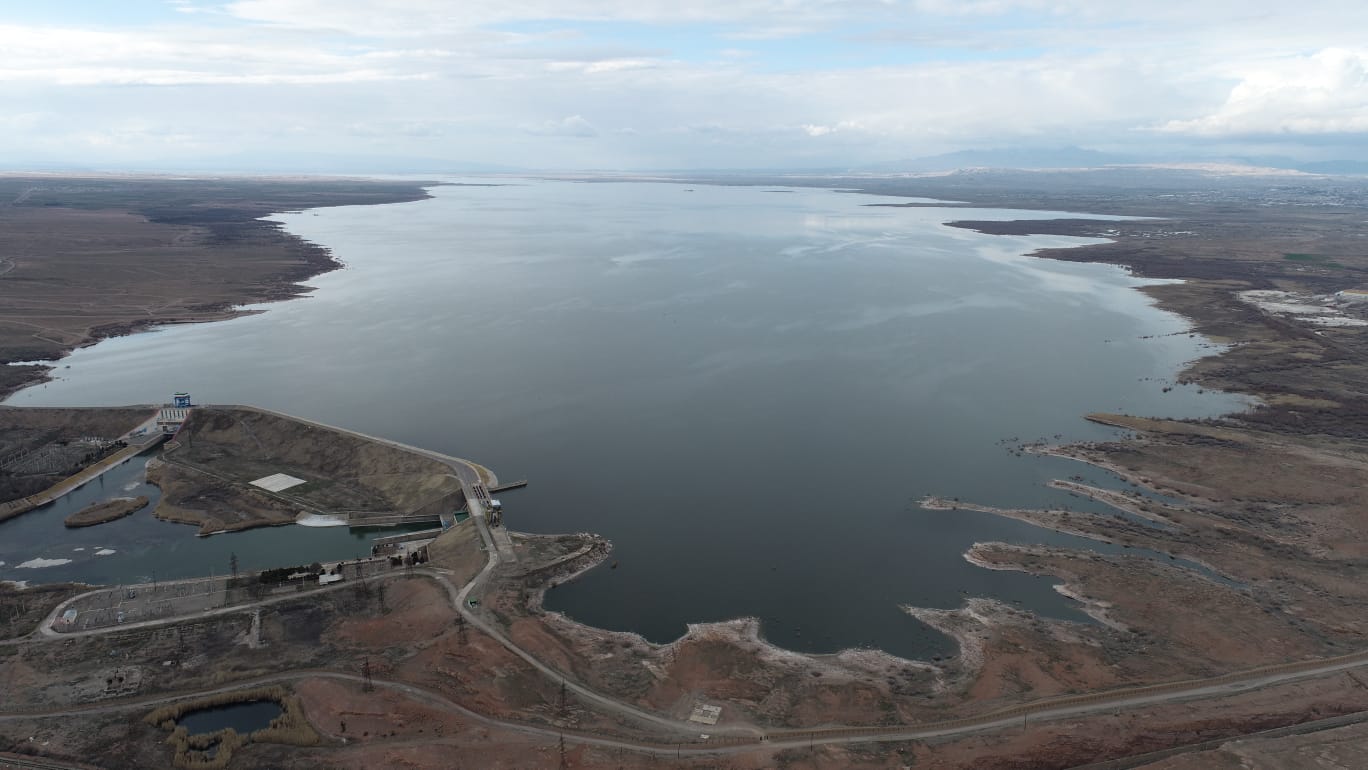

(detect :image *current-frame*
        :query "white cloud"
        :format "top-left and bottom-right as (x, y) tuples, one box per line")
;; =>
(221, 0), (904, 35)
(0, 67), (431, 87)
(2, 1), (1368, 169)
(801, 120), (869, 137)
(524, 115), (599, 137)
(718, 26), (810, 41)
(546, 59), (659, 74)
(1157, 48), (1368, 136)
(0, 23), (435, 86)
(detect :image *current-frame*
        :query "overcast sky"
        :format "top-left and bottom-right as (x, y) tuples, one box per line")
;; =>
(3, 0), (1368, 170)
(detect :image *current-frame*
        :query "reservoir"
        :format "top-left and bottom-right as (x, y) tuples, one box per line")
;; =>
(2, 180), (1246, 660)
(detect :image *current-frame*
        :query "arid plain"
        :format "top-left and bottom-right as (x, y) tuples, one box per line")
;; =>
(4, 170), (1368, 768)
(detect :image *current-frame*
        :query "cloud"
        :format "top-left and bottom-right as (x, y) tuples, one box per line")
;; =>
(221, 0), (906, 35)
(523, 115), (599, 137)
(3, 1), (1368, 169)
(801, 120), (868, 137)
(0, 23), (435, 86)
(1156, 48), (1368, 136)
(0, 67), (431, 87)
(717, 26), (810, 41)
(546, 59), (659, 74)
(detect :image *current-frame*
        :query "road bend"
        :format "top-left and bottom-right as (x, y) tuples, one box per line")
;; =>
(11, 558), (1368, 758)
(13, 409), (1368, 756)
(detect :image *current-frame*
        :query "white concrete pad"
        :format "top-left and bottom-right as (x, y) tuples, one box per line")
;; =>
(250, 473), (308, 492)
(688, 703), (722, 725)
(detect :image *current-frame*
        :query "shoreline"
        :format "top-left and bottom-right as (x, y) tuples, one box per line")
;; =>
(0, 175), (438, 402)
(63, 495), (149, 528)
(8, 174), (1361, 661)
(0, 437), (159, 525)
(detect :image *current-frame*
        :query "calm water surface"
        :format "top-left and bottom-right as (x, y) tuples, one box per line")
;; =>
(178, 701), (282, 736)
(0, 449), (411, 585)
(3, 180), (1246, 659)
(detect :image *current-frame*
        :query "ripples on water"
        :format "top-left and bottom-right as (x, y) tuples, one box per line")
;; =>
(3, 180), (1247, 659)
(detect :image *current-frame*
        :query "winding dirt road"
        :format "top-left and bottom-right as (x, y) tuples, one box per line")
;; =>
(10, 426), (1368, 762)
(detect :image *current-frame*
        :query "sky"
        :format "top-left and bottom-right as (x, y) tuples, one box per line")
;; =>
(2, 0), (1368, 170)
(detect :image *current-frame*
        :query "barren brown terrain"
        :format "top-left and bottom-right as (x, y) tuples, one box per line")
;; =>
(8, 169), (1368, 768)
(0, 405), (152, 514)
(63, 495), (148, 528)
(152, 405), (463, 533)
(0, 174), (433, 400)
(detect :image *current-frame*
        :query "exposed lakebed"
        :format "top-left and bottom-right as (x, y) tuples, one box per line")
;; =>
(3, 180), (1246, 659)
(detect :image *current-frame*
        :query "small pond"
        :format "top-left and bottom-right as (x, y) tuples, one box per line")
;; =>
(178, 701), (282, 736)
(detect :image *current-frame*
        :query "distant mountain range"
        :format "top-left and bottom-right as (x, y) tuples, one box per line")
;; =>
(855, 147), (1368, 176)
(5, 147), (1368, 178)
(855, 147), (1135, 173)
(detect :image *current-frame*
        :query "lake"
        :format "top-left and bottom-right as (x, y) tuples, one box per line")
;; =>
(2, 179), (1246, 659)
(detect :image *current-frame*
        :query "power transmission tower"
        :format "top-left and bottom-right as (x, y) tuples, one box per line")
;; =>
(362, 657), (374, 692)
(229, 552), (239, 580)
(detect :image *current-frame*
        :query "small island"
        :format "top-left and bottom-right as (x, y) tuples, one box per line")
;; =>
(64, 496), (150, 528)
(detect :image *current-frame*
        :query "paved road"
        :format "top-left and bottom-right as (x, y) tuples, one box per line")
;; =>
(3, 561), (395, 646)
(10, 654), (1368, 762)
(12, 558), (1368, 759)
(14, 409), (1368, 760)
(0, 754), (95, 770)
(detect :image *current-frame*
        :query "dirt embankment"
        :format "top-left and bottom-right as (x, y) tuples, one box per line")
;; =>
(64, 496), (148, 528)
(0, 405), (153, 517)
(0, 174), (435, 401)
(152, 406), (462, 533)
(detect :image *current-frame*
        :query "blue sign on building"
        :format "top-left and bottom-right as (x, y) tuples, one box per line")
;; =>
(172, 392), (192, 408)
